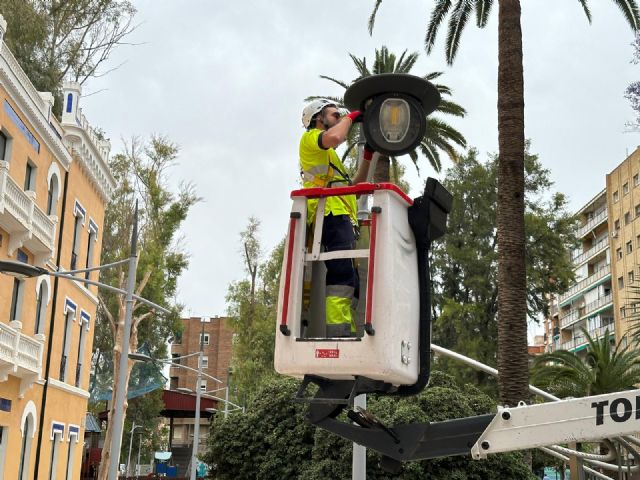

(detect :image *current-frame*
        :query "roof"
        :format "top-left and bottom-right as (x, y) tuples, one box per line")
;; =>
(85, 413), (101, 433)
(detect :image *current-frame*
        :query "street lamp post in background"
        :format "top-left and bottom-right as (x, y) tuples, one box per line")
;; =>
(0, 205), (171, 480)
(126, 423), (143, 477)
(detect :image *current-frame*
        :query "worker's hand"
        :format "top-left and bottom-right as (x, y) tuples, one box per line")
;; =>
(346, 110), (363, 123)
(364, 143), (374, 161)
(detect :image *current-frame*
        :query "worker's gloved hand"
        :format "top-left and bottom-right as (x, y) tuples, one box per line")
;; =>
(364, 143), (374, 161)
(346, 110), (363, 123)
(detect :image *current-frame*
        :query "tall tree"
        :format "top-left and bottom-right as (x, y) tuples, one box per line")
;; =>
(0, 0), (137, 111)
(369, 0), (640, 407)
(93, 136), (199, 480)
(432, 146), (576, 393)
(625, 33), (640, 131)
(225, 219), (283, 403)
(308, 46), (466, 182)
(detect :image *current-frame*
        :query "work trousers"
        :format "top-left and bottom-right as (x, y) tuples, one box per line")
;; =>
(321, 213), (358, 337)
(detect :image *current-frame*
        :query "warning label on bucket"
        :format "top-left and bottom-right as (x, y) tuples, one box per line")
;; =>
(315, 348), (339, 359)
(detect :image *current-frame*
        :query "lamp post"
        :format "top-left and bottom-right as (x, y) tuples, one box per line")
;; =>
(126, 423), (143, 477)
(0, 206), (171, 480)
(129, 351), (243, 479)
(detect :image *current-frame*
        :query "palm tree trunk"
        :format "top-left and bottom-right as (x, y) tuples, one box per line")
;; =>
(373, 154), (391, 182)
(496, 0), (528, 408)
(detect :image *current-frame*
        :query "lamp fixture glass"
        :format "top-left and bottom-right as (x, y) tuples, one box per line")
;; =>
(379, 98), (410, 143)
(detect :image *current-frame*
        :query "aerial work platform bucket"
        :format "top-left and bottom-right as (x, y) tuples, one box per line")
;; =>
(274, 182), (421, 386)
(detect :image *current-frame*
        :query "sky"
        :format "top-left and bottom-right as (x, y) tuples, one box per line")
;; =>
(80, 1), (640, 332)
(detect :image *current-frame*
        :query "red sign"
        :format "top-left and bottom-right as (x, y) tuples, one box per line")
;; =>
(315, 348), (340, 359)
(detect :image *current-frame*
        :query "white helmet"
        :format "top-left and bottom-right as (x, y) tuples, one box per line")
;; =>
(302, 98), (337, 129)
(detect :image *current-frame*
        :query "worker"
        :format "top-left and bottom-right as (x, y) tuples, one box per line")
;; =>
(300, 99), (374, 337)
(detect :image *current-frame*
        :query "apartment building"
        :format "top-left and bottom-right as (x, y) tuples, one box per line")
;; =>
(544, 148), (640, 354)
(169, 316), (233, 454)
(0, 15), (114, 480)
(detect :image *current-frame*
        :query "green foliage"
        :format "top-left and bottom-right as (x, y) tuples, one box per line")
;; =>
(0, 0), (137, 113)
(432, 145), (577, 393)
(531, 328), (640, 398)
(308, 46), (467, 177)
(226, 218), (283, 403)
(205, 372), (535, 479)
(90, 136), (199, 439)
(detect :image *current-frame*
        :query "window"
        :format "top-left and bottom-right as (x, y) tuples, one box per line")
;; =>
(18, 415), (33, 480)
(615, 219), (621, 231)
(0, 131), (6, 161)
(85, 224), (97, 280)
(636, 204), (640, 218)
(171, 353), (181, 366)
(635, 174), (640, 186)
(172, 333), (182, 345)
(627, 241), (633, 254)
(630, 271), (636, 284)
(624, 182), (629, 195)
(48, 430), (62, 480)
(23, 161), (35, 191)
(170, 377), (178, 390)
(614, 190), (620, 202)
(625, 212), (631, 225)
(70, 209), (84, 271)
(637, 234), (640, 248)
(47, 175), (59, 216)
(10, 278), (24, 322)
(617, 247), (623, 260)
(65, 435), (76, 480)
(60, 307), (74, 382)
(621, 306), (627, 318)
(201, 356), (209, 368)
(619, 276), (625, 289)
(34, 281), (48, 335)
(200, 333), (210, 346)
(200, 380), (207, 392)
(75, 314), (89, 388)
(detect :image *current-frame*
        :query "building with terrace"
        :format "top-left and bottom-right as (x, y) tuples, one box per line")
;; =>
(0, 14), (115, 480)
(544, 148), (640, 355)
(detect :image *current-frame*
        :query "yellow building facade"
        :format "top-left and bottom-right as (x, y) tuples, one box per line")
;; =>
(0, 16), (114, 480)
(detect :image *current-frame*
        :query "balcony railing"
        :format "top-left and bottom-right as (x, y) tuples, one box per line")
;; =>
(0, 322), (43, 397)
(558, 294), (613, 329)
(561, 324), (615, 351)
(572, 237), (609, 266)
(558, 265), (611, 305)
(576, 209), (608, 238)
(0, 161), (56, 265)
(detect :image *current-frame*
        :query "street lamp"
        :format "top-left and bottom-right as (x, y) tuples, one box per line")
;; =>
(126, 423), (144, 477)
(128, 350), (242, 480)
(0, 206), (170, 480)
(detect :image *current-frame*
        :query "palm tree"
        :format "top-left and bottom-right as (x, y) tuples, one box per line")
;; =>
(307, 46), (467, 183)
(531, 329), (640, 398)
(369, 0), (640, 408)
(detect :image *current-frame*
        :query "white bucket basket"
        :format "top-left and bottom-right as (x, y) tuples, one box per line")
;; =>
(274, 183), (419, 386)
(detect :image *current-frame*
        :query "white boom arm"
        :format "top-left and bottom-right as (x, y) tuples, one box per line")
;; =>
(472, 388), (640, 459)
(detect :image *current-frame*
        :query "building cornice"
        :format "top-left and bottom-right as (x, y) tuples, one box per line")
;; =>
(0, 43), (72, 170)
(47, 377), (90, 399)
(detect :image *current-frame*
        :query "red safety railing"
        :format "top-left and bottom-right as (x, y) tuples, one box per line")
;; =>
(291, 182), (413, 206)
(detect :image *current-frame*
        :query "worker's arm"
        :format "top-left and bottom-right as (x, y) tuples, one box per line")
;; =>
(320, 111), (362, 149)
(352, 145), (374, 184)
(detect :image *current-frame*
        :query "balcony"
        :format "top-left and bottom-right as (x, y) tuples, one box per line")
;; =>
(558, 294), (613, 329)
(572, 237), (608, 266)
(558, 265), (611, 306)
(561, 324), (615, 351)
(576, 209), (608, 238)
(0, 322), (43, 397)
(0, 161), (56, 265)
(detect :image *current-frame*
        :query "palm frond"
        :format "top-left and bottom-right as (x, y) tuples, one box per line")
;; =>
(426, 117), (468, 148)
(349, 53), (370, 78)
(318, 75), (349, 89)
(425, 0), (453, 54)
(576, 0), (592, 23)
(368, 0), (384, 35)
(424, 71), (444, 81)
(397, 51), (419, 73)
(446, 0), (474, 65)
(437, 99), (467, 117)
(418, 141), (441, 172)
(611, 0), (640, 30)
(430, 82), (453, 96)
(475, 0), (494, 27)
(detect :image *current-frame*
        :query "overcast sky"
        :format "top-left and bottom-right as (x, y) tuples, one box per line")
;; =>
(81, 1), (639, 327)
